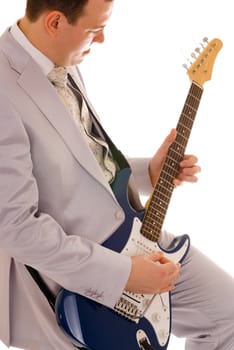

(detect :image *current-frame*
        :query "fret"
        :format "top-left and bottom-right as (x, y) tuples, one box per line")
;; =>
(141, 82), (203, 241)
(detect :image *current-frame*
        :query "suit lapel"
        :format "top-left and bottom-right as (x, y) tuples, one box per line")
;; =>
(22, 62), (114, 192)
(2, 30), (114, 194)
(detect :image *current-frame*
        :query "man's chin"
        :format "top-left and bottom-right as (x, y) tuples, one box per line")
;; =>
(73, 50), (91, 65)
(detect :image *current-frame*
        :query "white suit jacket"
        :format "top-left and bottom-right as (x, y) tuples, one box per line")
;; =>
(0, 28), (152, 349)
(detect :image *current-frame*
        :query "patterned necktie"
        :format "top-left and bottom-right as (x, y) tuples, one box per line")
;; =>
(48, 66), (81, 121)
(48, 66), (116, 182)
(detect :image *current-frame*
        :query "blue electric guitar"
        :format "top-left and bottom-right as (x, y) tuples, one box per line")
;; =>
(55, 38), (222, 350)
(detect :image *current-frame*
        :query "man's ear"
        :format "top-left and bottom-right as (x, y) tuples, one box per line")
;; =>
(44, 11), (64, 36)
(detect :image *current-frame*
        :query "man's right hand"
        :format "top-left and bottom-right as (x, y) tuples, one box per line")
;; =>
(125, 251), (181, 294)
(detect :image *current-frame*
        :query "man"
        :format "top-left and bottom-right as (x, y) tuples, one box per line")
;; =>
(0, 0), (233, 349)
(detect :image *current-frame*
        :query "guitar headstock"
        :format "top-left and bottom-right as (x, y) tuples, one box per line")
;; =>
(184, 38), (223, 86)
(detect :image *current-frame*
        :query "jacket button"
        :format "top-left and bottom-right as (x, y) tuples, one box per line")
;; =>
(115, 210), (125, 221)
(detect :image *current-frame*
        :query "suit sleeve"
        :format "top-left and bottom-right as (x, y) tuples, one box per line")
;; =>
(128, 157), (153, 196)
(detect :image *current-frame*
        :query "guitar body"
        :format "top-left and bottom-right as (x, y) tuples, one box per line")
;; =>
(55, 167), (190, 350)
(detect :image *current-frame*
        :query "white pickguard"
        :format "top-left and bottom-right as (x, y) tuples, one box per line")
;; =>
(116, 217), (189, 347)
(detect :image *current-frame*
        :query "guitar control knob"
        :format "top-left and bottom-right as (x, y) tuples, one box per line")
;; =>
(151, 312), (161, 323)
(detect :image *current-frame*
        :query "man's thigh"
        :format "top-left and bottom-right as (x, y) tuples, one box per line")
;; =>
(170, 245), (234, 350)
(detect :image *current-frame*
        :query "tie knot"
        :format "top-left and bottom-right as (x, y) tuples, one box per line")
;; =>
(48, 66), (68, 88)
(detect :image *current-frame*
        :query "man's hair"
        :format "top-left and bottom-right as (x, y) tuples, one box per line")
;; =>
(26, 0), (113, 24)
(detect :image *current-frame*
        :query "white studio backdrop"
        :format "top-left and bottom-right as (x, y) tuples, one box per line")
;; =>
(0, 1), (233, 349)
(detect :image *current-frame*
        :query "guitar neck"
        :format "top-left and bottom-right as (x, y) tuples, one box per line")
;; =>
(141, 81), (203, 242)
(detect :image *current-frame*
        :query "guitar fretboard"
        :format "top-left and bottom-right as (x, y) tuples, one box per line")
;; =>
(141, 81), (203, 242)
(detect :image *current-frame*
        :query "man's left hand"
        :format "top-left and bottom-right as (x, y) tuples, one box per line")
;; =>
(149, 128), (201, 187)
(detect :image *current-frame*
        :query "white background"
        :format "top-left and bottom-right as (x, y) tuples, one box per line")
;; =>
(0, 1), (233, 349)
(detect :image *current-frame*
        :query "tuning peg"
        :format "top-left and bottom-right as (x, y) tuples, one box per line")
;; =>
(195, 47), (200, 54)
(199, 37), (208, 49)
(182, 64), (188, 70)
(191, 52), (196, 59)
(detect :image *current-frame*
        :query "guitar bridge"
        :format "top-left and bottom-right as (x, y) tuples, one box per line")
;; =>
(114, 291), (152, 323)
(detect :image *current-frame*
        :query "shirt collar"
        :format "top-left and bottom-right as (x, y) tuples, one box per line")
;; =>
(10, 22), (54, 76)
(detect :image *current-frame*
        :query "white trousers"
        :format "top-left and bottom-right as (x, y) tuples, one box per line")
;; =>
(166, 234), (234, 350)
